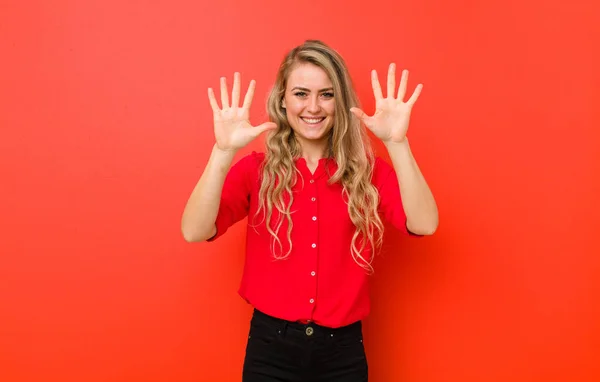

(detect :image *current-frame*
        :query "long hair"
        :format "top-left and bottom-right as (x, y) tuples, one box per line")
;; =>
(255, 40), (384, 273)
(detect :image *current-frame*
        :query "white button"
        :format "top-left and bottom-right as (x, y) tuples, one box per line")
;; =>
(311, 197), (316, 202)
(309, 179), (314, 184)
(311, 271), (316, 276)
(312, 216), (317, 221)
(311, 243), (316, 248)
(309, 298), (314, 304)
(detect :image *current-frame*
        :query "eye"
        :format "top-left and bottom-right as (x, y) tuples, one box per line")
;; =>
(293, 91), (307, 97)
(321, 92), (334, 98)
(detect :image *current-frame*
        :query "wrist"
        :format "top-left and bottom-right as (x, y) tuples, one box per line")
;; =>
(383, 137), (410, 150)
(213, 143), (237, 154)
(212, 143), (238, 161)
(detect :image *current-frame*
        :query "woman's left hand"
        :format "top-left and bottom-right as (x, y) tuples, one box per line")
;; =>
(350, 63), (422, 144)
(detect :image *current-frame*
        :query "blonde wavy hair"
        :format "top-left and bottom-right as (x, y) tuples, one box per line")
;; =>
(254, 40), (384, 273)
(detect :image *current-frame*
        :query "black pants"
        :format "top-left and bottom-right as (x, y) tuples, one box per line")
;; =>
(242, 309), (368, 382)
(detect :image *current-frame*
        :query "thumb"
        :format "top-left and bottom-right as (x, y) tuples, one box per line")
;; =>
(251, 121), (277, 136)
(350, 107), (369, 124)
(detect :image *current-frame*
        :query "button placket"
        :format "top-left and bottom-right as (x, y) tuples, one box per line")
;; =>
(308, 176), (319, 311)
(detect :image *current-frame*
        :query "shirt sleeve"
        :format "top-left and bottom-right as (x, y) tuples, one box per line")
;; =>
(373, 157), (421, 237)
(207, 152), (259, 242)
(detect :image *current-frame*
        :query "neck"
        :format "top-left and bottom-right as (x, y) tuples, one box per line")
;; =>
(297, 138), (329, 163)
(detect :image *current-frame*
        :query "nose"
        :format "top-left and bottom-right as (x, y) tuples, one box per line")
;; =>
(307, 96), (321, 113)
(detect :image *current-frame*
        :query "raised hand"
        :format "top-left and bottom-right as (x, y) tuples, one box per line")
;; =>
(208, 72), (277, 152)
(350, 63), (422, 144)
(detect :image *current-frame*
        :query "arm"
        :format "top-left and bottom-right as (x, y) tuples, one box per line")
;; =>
(351, 63), (438, 235)
(181, 145), (236, 242)
(181, 72), (276, 243)
(384, 138), (438, 235)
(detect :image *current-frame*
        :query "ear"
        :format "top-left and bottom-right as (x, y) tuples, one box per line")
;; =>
(281, 98), (286, 109)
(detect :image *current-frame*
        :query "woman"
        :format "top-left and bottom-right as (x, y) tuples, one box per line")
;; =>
(181, 40), (438, 382)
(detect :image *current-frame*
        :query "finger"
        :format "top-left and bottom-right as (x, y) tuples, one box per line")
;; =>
(407, 83), (423, 105)
(251, 121), (277, 136)
(397, 69), (409, 101)
(208, 88), (220, 113)
(350, 107), (370, 125)
(220, 77), (229, 108)
(371, 70), (383, 101)
(387, 63), (396, 99)
(231, 72), (241, 108)
(242, 79), (256, 111)
(350, 107), (365, 120)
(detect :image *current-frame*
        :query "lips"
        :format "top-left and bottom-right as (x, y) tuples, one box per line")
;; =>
(300, 117), (326, 125)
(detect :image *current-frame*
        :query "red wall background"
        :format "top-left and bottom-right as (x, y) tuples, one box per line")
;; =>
(1, 0), (599, 381)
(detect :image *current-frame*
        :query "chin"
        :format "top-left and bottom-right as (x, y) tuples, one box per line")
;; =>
(297, 128), (331, 142)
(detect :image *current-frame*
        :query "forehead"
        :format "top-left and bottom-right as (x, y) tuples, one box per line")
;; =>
(286, 63), (332, 89)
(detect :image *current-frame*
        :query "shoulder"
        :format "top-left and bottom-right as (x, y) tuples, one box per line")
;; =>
(232, 151), (266, 171)
(369, 156), (397, 190)
(372, 156), (394, 176)
(226, 151), (266, 187)
(373, 156), (392, 169)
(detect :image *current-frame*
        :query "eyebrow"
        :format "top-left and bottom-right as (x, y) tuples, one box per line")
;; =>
(291, 86), (334, 92)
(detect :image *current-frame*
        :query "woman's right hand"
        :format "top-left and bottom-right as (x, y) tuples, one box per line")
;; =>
(208, 72), (277, 152)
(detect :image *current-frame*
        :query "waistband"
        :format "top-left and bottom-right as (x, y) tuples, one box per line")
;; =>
(251, 309), (362, 338)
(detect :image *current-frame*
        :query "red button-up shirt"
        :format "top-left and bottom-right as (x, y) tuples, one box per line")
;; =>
(209, 151), (411, 328)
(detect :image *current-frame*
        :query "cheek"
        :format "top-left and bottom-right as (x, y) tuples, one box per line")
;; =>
(327, 109), (335, 120)
(284, 99), (302, 116)
(326, 103), (336, 117)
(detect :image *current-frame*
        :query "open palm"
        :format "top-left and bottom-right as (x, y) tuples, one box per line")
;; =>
(351, 63), (422, 144)
(208, 72), (276, 152)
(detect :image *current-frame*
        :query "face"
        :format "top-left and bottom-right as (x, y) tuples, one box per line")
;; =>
(282, 63), (336, 148)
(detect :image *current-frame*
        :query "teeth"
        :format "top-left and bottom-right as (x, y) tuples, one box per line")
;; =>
(302, 117), (325, 124)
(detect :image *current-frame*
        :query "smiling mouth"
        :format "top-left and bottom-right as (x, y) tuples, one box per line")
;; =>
(300, 117), (326, 125)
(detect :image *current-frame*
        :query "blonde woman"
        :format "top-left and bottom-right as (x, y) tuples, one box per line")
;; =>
(181, 40), (438, 382)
